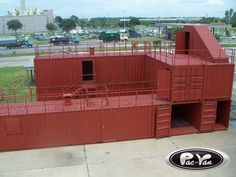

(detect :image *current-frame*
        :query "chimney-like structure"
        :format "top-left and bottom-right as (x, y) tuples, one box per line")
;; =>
(20, 0), (26, 11)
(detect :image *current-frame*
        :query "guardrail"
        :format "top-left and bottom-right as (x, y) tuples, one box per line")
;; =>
(0, 86), (169, 117)
(34, 41), (236, 65)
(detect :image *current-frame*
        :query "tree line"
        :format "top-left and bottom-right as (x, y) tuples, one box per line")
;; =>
(5, 8), (236, 36)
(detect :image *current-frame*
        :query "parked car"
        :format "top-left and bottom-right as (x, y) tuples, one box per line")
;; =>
(50, 36), (70, 45)
(128, 29), (141, 38)
(21, 40), (35, 48)
(232, 36), (236, 39)
(69, 37), (80, 44)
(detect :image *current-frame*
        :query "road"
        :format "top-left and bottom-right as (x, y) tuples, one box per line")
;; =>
(0, 56), (34, 68)
(0, 40), (132, 56)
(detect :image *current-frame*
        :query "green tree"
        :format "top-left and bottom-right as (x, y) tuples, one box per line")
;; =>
(55, 16), (63, 24)
(231, 12), (236, 27)
(46, 23), (57, 32)
(70, 15), (79, 23)
(225, 9), (234, 25)
(7, 19), (23, 36)
(129, 17), (141, 27)
(59, 18), (77, 33)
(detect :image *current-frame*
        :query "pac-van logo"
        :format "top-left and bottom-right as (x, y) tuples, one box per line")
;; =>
(166, 148), (230, 170)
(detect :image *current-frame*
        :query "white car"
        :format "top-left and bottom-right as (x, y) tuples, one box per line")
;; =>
(232, 36), (236, 39)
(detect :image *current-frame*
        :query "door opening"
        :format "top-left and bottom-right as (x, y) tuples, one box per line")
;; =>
(216, 100), (231, 129)
(82, 60), (93, 81)
(185, 32), (190, 54)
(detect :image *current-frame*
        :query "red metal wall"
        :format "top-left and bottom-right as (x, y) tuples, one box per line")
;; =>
(171, 66), (204, 102)
(144, 56), (171, 81)
(203, 64), (234, 99)
(35, 58), (82, 87)
(184, 25), (228, 62)
(94, 55), (145, 83)
(200, 101), (217, 132)
(155, 104), (171, 138)
(0, 106), (155, 151)
(35, 55), (146, 88)
(175, 32), (186, 54)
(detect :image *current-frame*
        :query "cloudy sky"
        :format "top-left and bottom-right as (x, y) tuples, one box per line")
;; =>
(0, 0), (235, 18)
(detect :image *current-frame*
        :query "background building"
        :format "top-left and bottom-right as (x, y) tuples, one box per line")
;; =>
(0, 0), (54, 34)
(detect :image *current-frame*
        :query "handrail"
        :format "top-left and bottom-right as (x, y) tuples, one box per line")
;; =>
(0, 87), (170, 116)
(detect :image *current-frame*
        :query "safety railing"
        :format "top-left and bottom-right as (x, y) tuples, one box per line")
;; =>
(149, 48), (235, 66)
(34, 41), (235, 66)
(35, 41), (152, 59)
(0, 81), (157, 103)
(0, 87), (169, 117)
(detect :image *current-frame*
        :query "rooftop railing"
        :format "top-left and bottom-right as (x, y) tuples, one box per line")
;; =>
(34, 41), (236, 65)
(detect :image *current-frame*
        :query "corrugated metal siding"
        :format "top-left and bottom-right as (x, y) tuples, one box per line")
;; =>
(184, 25), (228, 62)
(200, 101), (217, 132)
(171, 66), (204, 102)
(117, 106), (155, 141)
(203, 65), (234, 99)
(0, 105), (155, 152)
(156, 104), (171, 138)
(94, 55), (145, 83)
(35, 55), (147, 98)
(175, 32), (186, 54)
(144, 56), (171, 82)
(157, 69), (171, 98)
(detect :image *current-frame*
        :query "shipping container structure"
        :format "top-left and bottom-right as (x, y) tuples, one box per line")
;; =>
(0, 25), (235, 151)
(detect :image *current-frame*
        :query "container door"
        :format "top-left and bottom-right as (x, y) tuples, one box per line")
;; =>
(200, 101), (217, 132)
(156, 104), (171, 138)
(157, 69), (171, 99)
(102, 111), (117, 142)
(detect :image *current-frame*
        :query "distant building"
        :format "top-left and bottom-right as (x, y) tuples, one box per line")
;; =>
(0, 0), (54, 34)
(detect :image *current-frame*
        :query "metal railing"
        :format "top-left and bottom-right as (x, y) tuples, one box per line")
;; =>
(149, 48), (235, 66)
(34, 41), (236, 66)
(0, 87), (169, 117)
(35, 41), (152, 59)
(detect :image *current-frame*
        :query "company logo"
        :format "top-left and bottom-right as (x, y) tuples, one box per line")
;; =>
(166, 148), (230, 170)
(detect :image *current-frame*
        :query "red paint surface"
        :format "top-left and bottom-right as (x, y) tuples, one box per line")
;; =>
(0, 25), (234, 151)
(0, 106), (156, 151)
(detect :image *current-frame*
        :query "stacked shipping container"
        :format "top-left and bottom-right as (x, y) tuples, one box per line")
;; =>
(0, 25), (234, 151)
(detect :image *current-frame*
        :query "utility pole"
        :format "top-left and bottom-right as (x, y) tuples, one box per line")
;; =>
(123, 16), (126, 29)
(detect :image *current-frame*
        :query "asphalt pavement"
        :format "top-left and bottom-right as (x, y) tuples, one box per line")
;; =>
(0, 56), (34, 68)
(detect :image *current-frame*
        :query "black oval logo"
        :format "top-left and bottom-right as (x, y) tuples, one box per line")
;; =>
(166, 148), (229, 170)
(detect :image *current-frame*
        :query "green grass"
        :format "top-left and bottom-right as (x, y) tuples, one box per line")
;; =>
(30, 38), (49, 45)
(0, 52), (35, 58)
(0, 67), (27, 89)
(129, 37), (162, 42)
(221, 44), (236, 48)
(0, 67), (35, 103)
(231, 27), (236, 33)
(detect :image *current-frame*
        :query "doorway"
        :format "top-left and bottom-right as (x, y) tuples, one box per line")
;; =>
(215, 100), (231, 130)
(185, 32), (190, 54)
(171, 103), (200, 135)
(82, 60), (93, 81)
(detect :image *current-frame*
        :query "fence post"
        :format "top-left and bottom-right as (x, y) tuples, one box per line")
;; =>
(25, 98), (28, 114)
(30, 87), (33, 102)
(7, 99), (10, 116)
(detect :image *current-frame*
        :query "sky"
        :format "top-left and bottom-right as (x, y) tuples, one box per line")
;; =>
(0, 0), (235, 18)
